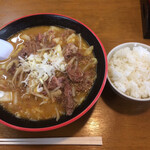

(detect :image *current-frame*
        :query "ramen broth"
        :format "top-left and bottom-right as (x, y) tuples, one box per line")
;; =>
(0, 26), (97, 121)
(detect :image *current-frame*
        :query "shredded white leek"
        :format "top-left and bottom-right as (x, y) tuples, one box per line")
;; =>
(18, 44), (67, 89)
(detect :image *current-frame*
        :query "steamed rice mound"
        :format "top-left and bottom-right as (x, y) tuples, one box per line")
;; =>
(108, 46), (150, 99)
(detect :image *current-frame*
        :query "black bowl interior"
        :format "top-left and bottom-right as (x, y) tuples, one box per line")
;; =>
(0, 14), (106, 129)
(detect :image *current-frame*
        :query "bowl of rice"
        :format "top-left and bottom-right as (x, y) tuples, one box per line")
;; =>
(107, 42), (150, 101)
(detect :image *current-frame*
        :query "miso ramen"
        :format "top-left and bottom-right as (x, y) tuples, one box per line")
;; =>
(0, 26), (97, 121)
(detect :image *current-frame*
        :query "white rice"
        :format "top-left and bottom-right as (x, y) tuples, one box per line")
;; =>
(108, 46), (150, 99)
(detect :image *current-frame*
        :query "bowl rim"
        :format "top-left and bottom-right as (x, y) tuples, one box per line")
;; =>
(107, 42), (150, 102)
(0, 13), (108, 132)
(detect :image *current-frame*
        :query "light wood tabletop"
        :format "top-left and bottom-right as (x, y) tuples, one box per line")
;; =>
(0, 0), (150, 149)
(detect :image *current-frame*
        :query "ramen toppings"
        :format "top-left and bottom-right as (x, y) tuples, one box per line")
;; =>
(18, 44), (67, 87)
(0, 26), (97, 121)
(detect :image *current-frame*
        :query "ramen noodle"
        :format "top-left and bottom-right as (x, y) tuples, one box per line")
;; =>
(0, 26), (97, 121)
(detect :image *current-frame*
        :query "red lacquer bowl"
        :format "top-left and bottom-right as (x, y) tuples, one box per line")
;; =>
(0, 13), (107, 132)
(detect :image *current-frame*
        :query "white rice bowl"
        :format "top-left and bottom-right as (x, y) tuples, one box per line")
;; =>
(107, 42), (150, 101)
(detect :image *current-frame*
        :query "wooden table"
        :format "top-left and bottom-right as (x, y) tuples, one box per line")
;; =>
(0, 0), (150, 149)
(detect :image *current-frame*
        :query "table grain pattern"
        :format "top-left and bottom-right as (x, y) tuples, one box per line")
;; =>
(0, 0), (149, 149)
